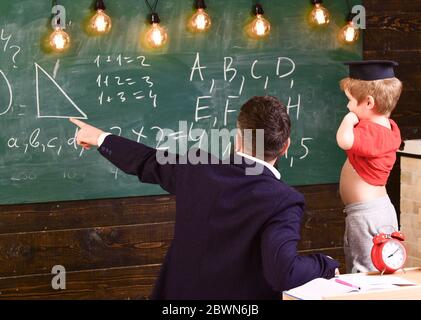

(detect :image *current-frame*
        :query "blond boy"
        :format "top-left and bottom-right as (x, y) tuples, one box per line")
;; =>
(336, 60), (403, 273)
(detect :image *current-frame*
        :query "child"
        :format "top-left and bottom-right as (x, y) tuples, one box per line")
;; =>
(70, 96), (339, 299)
(336, 60), (403, 273)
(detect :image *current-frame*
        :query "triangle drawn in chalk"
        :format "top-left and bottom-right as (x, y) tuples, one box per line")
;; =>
(35, 62), (88, 119)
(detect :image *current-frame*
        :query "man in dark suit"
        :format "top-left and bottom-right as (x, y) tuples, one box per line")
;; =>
(70, 96), (339, 300)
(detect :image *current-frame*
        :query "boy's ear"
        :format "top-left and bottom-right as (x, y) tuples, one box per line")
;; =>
(279, 138), (291, 157)
(365, 95), (375, 110)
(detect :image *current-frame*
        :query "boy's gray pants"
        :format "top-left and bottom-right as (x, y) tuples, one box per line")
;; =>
(343, 196), (399, 273)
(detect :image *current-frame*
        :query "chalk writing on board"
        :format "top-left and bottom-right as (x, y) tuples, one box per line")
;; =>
(94, 54), (151, 68)
(4, 51), (316, 187)
(0, 28), (21, 69)
(0, 69), (13, 116)
(53, 59), (61, 79)
(299, 138), (314, 160)
(94, 55), (157, 108)
(35, 62), (88, 119)
(188, 53), (312, 169)
(190, 53), (301, 127)
(10, 172), (36, 182)
(287, 94), (301, 120)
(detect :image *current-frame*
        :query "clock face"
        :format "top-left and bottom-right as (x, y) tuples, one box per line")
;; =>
(381, 240), (406, 270)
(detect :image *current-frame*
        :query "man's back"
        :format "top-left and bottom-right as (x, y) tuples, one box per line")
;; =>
(152, 151), (305, 299)
(97, 137), (338, 299)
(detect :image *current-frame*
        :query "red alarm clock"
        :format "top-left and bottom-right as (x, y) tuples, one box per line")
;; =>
(371, 231), (407, 274)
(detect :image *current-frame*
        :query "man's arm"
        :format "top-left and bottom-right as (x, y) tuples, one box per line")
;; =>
(69, 118), (177, 194)
(336, 112), (359, 150)
(261, 202), (339, 292)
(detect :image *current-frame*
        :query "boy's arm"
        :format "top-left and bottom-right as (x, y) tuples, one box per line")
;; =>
(261, 200), (339, 292)
(69, 118), (177, 194)
(336, 112), (359, 150)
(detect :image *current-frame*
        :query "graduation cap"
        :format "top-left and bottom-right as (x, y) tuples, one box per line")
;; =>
(344, 60), (399, 81)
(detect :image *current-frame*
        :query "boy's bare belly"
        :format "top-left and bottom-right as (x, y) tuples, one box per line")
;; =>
(339, 159), (387, 206)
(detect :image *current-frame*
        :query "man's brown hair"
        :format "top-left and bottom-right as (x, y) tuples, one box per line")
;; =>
(340, 77), (403, 115)
(237, 96), (291, 161)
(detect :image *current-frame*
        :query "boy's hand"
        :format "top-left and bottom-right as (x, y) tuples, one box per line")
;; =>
(344, 112), (359, 126)
(69, 118), (104, 150)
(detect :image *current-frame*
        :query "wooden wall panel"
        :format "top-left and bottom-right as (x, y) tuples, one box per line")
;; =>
(364, 0), (421, 141)
(296, 185), (344, 251)
(364, 0), (421, 12)
(0, 196), (175, 234)
(0, 264), (160, 300)
(0, 223), (173, 277)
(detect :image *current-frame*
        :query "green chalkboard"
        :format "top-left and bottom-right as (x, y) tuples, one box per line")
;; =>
(0, 0), (362, 205)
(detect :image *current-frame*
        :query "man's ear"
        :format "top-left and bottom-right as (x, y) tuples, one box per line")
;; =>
(279, 138), (291, 157)
(365, 95), (375, 110)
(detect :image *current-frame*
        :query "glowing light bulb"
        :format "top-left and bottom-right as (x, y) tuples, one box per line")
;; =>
(252, 14), (271, 37)
(90, 9), (112, 34)
(49, 27), (70, 52)
(189, 8), (212, 32)
(247, 4), (271, 39)
(145, 23), (168, 48)
(309, 3), (330, 26)
(340, 21), (359, 43)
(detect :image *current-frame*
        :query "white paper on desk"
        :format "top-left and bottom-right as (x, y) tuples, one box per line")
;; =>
(336, 275), (417, 292)
(283, 278), (358, 300)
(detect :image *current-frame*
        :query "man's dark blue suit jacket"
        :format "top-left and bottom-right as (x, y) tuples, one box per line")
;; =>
(98, 135), (339, 300)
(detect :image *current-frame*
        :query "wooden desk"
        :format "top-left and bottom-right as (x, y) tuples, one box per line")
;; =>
(283, 267), (421, 300)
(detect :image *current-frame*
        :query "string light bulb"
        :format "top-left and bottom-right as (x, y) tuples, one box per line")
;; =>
(49, 26), (70, 52)
(89, 0), (112, 34)
(145, 13), (168, 48)
(339, 13), (359, 44)
(49, 27), (70, 52)
(309, 0), (330, 26)
(188, 0), (212, 32)
(247, 4), (271, 39)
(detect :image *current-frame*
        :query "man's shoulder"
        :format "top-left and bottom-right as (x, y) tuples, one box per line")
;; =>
(261, 182), (305, 222)
(252, 177), (305, 206)
(273, 178), (303, 196)
(277, 182), (305, 206)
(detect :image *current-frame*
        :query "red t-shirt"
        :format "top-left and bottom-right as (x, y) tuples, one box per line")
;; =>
(346, 119), (401, 186)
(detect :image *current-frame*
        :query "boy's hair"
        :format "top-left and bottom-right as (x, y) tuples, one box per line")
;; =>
(340, 77), (403, 115)
(237, 96), (291, 161)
